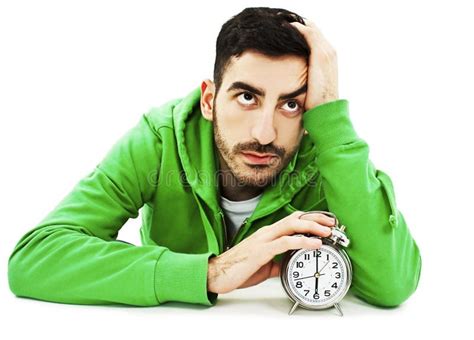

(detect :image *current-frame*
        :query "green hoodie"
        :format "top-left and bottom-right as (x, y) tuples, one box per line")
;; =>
(7, 86), (422, 308)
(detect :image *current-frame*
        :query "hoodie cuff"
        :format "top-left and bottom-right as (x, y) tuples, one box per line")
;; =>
(303, 99), (358, 155)
(154, 250), (219, 306)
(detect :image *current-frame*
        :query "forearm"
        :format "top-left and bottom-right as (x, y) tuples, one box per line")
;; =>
(304, 100), (422, 307)
(8, 225), (218, 306)
(8, 226), (163, 306)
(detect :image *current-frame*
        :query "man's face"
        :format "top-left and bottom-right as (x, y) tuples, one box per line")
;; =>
(203, 50), (308, 189)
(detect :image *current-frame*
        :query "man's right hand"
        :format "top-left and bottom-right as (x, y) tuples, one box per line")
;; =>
(207, 211), (336, 294)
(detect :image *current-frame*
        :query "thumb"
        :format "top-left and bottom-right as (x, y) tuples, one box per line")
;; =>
(269, 260), (281, 278)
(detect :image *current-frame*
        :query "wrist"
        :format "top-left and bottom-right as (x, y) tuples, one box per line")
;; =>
(207, 256), (221, 294)
(303, 99), (357, 154)
(306, 93), (339, 110)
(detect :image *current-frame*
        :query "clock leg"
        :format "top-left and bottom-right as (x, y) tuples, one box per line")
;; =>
(288, 301), (299, 315)
(334, 303), (344, 317)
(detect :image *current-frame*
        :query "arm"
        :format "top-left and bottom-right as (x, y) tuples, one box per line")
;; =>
(303, 99), (422, 307)
(7, 112), (218, 306)
(289, 17), (421, 307)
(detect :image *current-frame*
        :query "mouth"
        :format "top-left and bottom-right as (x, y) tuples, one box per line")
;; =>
(241, 151), (278, 165)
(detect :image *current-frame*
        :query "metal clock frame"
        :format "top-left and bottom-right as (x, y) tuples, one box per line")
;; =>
(279, 210), (352, 316)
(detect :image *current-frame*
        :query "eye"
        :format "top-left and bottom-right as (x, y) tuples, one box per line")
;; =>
(282, 100), (302, 114)
(236, 92), (257, 106)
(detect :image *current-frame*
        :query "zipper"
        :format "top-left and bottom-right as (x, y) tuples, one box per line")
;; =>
(219, 198), (291, 251)
(219, 210), (249, 251)
(231, 217), (249, 249)
(220, 210), (229, 250)
(218, 193), (298, 251)
(219, 197), (288, 251)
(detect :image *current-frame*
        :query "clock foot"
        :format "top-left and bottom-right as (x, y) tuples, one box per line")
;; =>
(334, 303), (344, 317)
(289, 301), (299, 315)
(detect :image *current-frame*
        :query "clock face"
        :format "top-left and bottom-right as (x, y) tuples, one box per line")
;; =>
(286, 244), (349, 307)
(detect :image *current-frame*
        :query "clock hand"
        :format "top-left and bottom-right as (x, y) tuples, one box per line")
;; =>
(294, 273), (325, 281)
(315, 251), (319, 294)
(319, 260), (330, 273)
(316, 251), (318, 274)
(295, 275), (316, 280)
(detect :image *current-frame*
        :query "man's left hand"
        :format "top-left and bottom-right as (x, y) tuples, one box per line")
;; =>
(290, 19), (339, 110)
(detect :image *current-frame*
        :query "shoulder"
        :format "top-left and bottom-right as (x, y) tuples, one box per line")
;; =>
(144, 97), (183, 132)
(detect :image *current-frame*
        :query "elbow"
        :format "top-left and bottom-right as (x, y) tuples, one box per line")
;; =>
(7, 234), (40, 298)
(369, 255), (422, 308)
(7, 251), (27, 298)
(353, 253), (422, 308)
(355, 280), (418, 308)
(370, 285), (416, 308)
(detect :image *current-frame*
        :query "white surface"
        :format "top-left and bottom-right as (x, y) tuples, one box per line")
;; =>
(1, 0), (472, 338)
(0, 276), (459, 339)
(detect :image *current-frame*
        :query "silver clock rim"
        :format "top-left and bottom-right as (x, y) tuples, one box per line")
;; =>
(280, 238), (353, 310)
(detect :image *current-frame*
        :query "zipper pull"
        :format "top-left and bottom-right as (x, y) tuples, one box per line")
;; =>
(221, 212), (250, 251)
(219, 210), (230, 251)
(227, 217), (249, 250)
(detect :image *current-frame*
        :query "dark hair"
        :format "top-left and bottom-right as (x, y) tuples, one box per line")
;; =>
(213, 7), (310, 96)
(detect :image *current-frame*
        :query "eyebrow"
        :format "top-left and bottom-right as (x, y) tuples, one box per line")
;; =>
(226, 81), (307, 101)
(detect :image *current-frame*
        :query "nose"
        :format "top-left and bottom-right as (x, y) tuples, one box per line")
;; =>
(250, 110), (276, 145)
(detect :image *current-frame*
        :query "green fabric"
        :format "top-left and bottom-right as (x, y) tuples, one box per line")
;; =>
(8, 86), (422, 308)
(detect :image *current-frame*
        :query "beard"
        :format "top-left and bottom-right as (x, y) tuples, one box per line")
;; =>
(212, 102), (300, 189)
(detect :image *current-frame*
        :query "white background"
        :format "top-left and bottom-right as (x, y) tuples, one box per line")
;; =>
(1, 0), (472, 339)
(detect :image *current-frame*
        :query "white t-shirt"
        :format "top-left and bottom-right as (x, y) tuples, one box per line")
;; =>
(219, 192), (263, 242)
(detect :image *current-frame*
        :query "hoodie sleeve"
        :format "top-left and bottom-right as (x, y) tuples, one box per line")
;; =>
(302, 99), (422, 307)
(7, 112), (218, 307)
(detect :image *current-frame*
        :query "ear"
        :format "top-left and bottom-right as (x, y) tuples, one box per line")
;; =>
(200, 79), (216, 121)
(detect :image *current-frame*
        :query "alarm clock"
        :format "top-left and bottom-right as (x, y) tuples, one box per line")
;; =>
(280, 210), (352, 316)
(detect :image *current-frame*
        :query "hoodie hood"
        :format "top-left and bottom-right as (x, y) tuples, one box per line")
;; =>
(172, 86), (320, 219)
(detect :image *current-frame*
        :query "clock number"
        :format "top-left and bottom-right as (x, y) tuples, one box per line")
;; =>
(324, 290), (331, 297)
(326, 254), (329, 261)
(304, 290), (310, 296)
(293, 271), (300, 279)
(296, 281), (303, 288)
(316, 250), (322, 257)
(297, 261), (304, 268)
(313, 293), (320, 300)
(335, 272), (341, 279)
(332, 282), (338, 289)
(304, 253), (310, 261)
(332, 262), (338, 269)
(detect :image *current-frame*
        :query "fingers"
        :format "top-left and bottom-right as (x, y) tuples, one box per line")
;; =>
(270, 234), (322, 255)
(269, 260), (281, 278)
(289, 19), (336, 57)
(263, 211), (334, 240)
(289, 21), (317, 49)
(238, 260), (279, 289)
(303, 19), (324, 37)
(300, 211), (336, 227)
(238, 260), (281, 289)
(290, 19), (324, 42)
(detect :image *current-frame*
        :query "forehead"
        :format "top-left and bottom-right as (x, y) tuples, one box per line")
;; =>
(222, 50), (308, 93)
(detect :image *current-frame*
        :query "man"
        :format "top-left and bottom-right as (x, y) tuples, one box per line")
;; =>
(8, 7), (421, 307)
